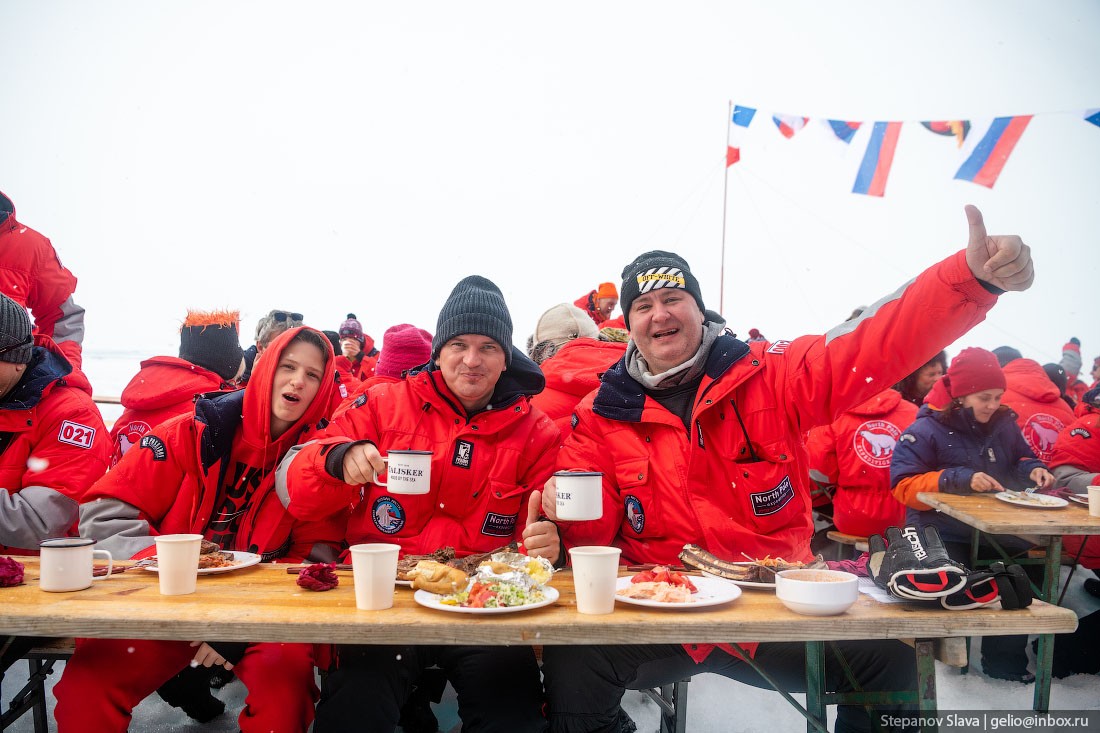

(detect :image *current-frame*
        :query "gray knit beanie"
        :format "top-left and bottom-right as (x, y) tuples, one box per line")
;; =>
(619, 250), (705, 329)
(432, 276), (513, 366)
(0, 294), (33, 365)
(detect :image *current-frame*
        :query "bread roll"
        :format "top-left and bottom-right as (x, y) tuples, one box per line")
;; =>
(408, 560), (468, 594)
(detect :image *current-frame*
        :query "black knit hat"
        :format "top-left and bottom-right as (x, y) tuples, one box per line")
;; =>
(179, 309), (245, 381)
(0, 293), (33, 365)
(432, 276), (513, 366)
(619, 250), (705, 329)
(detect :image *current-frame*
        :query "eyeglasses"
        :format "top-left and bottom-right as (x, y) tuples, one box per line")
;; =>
(0, 334), (32, 356)
(272, 312), (304, 323)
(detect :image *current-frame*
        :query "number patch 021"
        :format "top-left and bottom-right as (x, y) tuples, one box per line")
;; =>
(57, 420), (96, 449)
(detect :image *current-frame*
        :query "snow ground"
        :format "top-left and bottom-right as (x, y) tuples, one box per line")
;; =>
(3, 566), (1097, 732)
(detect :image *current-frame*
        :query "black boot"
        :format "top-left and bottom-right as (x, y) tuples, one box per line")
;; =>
(397, 684), (439, 733)
(156, 665), (225, 723)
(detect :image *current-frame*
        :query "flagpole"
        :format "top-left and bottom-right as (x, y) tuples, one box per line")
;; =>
(719, 100), (732, 316)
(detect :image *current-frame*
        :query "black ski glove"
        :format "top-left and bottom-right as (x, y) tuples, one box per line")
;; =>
(868, 526), (968, 600)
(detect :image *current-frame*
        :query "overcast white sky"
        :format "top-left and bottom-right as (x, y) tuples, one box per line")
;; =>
(2, 1), (1098, 388)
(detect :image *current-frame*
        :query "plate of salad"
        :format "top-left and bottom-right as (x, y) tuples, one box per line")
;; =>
(413, 583), (560, 614)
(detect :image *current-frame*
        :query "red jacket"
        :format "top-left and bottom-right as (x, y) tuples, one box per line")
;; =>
(555, 250), (997, 662)
(1049, 398), (1100, 569)
(0, 338), (109, 554)
(108, 356), (238, 467)
(573, 290), (608, 326)
(335, 333), (378, 383)
(278, 356), (560, 557)
(531, 339), (626, 436)
(1001, 358), (1075, 463)
(79, 328), (342, 562)
(806, 389), (917, 537)
(0, 191), (85, 368)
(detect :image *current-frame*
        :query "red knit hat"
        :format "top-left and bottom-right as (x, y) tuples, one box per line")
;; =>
(376, 323), (433, 379)
(944, 347), (1006, 398)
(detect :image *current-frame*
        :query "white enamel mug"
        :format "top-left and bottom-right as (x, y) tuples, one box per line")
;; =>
(372, 450), (433, 495)
(38, 537), (113, 592)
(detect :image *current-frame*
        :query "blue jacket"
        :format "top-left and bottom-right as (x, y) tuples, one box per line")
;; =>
(890, 404), (1044, 543)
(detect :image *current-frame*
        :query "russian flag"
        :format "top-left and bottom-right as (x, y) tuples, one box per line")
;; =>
(852, 121), (902, 197)
(953, 116), (1031, 188)
(772, 113), (809, 139)
(727, 105), (756, 166)
(826, 120), (861, 144)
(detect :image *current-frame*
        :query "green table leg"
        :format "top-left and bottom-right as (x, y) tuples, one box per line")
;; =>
(915, 641), (938, 732)
(1032, 535), (1061, 713)
(806, 641), (827, 733)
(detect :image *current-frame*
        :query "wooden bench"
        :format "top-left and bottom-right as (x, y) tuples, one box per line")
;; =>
(1, 637), (74, 733)
(825, 531), (869, 559)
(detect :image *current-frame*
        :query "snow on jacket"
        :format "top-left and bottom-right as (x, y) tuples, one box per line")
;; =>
(0, 338), (109, 554)
(806, 389), (916, 537)
(277, 348), (560, 557)
(78, 327), (342, 562)
(0, 191), (85, 368)
(531, 338), (626, 437)
(1001, 358), (1075, 462)
(108, 355), (239, 467)
(890, 404), (1045, 543)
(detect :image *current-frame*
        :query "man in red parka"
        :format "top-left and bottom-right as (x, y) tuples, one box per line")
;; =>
(109, 309), (245, 466)
(0, 191), (86, 369)
(55, 327), (341, 733)
(1000, 356), (1075, 463)
(0, 293), (108, 555)
(539, 205), (1036, 733)
(278, 276), (560, 733)
(1049, 386), (1100, 589)
(807, 388), (917, 538)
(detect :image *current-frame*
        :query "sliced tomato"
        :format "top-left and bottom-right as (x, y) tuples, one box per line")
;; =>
(667, 570), (697, 593)
(465, 582), (497, 608)
(632, 570), (657, 584)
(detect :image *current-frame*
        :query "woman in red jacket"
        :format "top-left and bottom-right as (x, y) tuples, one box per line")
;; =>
(54, 327), (339, 733)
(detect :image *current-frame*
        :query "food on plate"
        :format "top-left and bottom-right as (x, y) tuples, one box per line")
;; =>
(437, 552), (555, 609)
(196, 541), (237, 569)
(396, 547), (457, 581)
(407, 560), (469, 594)
(446, 542), (519, 576)
(679, 544), (820, 583)
(199, 539), (221, 555)
(1001, 490), (1063, 506)
(615, 565), (699, 603)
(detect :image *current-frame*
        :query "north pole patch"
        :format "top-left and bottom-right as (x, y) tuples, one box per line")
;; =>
(852, 419), (902, 469)
(1070, 428), (1092, 439)
(481, 511), (518, 537)
(624, 495), (645, 534)
(749, 476), (795, 517)
(452, 440), (473, 469)
(139, 435), (167, 461)
(372, 496), (406, 534)
(57, 420), (96, 449)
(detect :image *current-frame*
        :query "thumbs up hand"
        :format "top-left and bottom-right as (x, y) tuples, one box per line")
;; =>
(521, 490), (560, 565)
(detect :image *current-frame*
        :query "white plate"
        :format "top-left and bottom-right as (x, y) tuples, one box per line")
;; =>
(993, 491), (1068, 509)
(413, 585), (559, 614)
(1066, 494), (1090, 507)
(143, 551), (262, 575)
(701, 565), (775, 589)
(615, 575), (742, 608)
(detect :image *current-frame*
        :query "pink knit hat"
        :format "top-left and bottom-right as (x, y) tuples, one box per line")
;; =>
(376, 323), (433, 379)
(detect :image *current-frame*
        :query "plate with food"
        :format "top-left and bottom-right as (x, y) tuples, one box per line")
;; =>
(1066, 494), (1090, 508)
(412, 551), (557, 614)
(143, 550), (262, 575)
(679, 544), (820, 588)
(614, 569), (741, 608)
(994, 491), (1068, 509)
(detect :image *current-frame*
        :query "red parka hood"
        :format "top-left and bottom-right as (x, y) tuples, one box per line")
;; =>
(240, 326), (336, 463)
(120, 356), (233, 411)
(541, 339), (627, 399)
(1003, 358), (1061, 403)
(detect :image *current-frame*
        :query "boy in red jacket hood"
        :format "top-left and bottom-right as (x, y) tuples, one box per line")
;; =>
(55, 327), (339, 733)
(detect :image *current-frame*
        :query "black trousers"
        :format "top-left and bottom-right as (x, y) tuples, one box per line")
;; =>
(542, 640), (918, 733)
(315, 644), (548, 733)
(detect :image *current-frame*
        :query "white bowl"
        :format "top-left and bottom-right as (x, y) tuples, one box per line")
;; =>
(774, 569), (859, 616)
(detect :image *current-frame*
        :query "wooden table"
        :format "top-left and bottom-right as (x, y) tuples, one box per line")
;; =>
(916, 492), (1100, 713)
(0, 559), (1078, 733)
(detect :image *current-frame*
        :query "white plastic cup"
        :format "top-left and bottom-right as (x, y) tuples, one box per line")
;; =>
(1088, 485), (1100, 518)
(38, 538), (113, 592)
(154, 534), (204, 596)
(554, 471), (603, 521)
(350, 543), (401, 610)
(371, 450), (432, 495)
(569, 546), (622, 615)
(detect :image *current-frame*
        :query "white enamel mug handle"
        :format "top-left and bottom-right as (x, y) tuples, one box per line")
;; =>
(91, 549), (113, 580)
